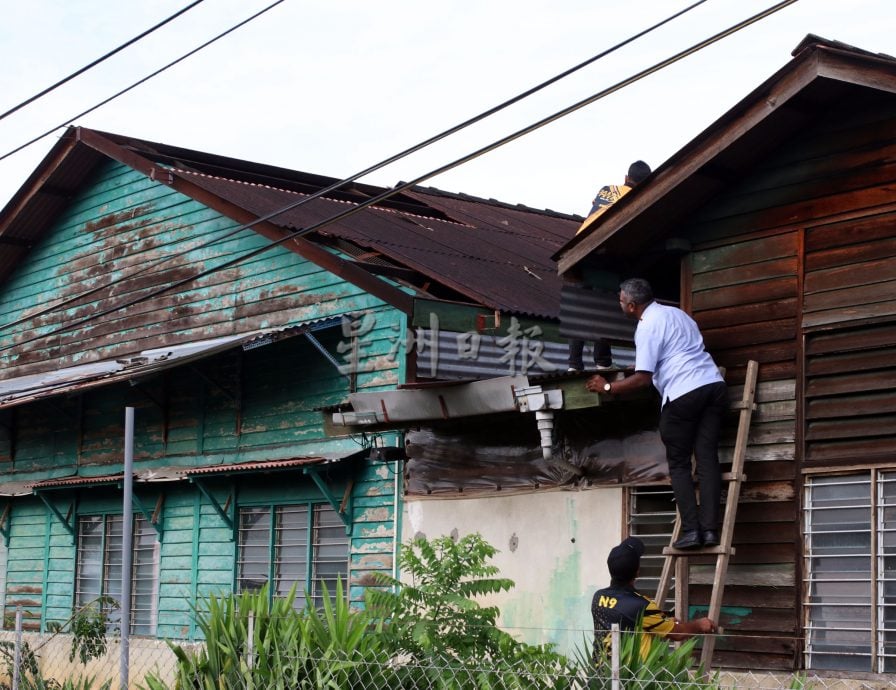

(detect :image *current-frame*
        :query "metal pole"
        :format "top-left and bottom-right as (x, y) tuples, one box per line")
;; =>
(120, 407), (134, 690)
(611, 623), (620, 690)
(247, 611), (255, 670)
(12, 606), (22, 690)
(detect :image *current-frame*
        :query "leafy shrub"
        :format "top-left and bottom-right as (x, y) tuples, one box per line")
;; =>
(580, 628), (718, 690)
(142, 579), (395, 690)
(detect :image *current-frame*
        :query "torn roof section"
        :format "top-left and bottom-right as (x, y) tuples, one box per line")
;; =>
(0, 127), (581, 322)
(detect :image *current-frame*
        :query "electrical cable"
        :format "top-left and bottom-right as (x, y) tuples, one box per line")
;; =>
(0, 0), (710, 335)
(0, 0), (286, 164)
(0, 0), (800, 356)
(0, 0), (207, 123)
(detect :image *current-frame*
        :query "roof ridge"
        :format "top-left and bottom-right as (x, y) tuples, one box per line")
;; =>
(409, 184), (583, 221)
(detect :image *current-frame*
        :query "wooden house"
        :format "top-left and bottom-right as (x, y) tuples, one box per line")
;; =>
(326, 34), (896, 675)
(0, 126), (579, 649)
(555, 35), (896, 674)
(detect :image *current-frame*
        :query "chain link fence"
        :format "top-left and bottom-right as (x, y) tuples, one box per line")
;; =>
(0, 617), (893, 690)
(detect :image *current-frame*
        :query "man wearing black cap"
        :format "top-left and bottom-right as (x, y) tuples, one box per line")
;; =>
(592, 536), (717, 660)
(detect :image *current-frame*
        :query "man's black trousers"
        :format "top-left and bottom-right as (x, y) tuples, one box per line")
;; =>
(658, 381), (728, 533)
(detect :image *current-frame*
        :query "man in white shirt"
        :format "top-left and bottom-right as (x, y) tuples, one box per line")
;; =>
(585, 278), (727, 549)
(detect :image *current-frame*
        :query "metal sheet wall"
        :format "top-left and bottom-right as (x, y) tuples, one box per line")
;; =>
(415, 329), (634, 380)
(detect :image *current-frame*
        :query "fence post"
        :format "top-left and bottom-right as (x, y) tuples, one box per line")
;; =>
(247, 611), (255, 670)
(611, 623), (620, 690)
(121, 406), (135, 690)
(12, 607), (22, 690)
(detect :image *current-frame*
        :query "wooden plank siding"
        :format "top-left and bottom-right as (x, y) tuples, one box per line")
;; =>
(0, 159), (400, 379)
(0, 159), (407, 638)
(4, 501), (49, 630)
(672, 95), (896, 670)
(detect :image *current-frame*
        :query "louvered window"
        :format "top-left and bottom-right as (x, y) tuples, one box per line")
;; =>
(804, 472), (896, 672)
(804, 321), (896, 468)
(75, 514), (160, 635)
(237, 503), (348, 609)
(628, 486), (677, 609)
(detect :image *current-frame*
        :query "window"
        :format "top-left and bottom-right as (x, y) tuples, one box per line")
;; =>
(75, 514), (160, 636)
(804, 472), (896, 672)
(237, 503), (348, 609)
(628, 486), (677, 609)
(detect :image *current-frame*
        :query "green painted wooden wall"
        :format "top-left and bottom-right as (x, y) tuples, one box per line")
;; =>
(0, 156), (406, 638)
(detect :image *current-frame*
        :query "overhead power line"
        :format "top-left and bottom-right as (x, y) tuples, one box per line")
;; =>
(0, 0), (800, 356)
(0, 0), (286, 164)
(0, 0), (207, 123)
(0, 0), (709, 336)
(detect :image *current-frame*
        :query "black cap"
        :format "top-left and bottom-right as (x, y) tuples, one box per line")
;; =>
(607, 536), (644, 582)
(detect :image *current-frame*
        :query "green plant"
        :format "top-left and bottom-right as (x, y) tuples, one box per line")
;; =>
(0, 597), (115, 690)
(67, 596), (117, 665)
(14, 675), (111, 690)
(367, 533), (579, 689)
(578, 629), (720, 690)
(368, 533), (518, 658)
(142, 579), (394, 690)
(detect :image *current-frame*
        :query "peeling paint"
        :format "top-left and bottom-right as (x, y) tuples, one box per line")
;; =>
(359, 524), (393, 538)
(356, 507), (390, 522)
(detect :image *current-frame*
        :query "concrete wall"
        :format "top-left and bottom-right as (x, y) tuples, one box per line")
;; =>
(402, 487), (624, 656)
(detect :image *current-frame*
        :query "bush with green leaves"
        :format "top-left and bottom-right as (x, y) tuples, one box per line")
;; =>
(367, 533), (577, 688)
(582, 628), (719, 690)
(0, 597), (115, 690)
(141, 579), (399, 690)
(367, 533), (519, 658)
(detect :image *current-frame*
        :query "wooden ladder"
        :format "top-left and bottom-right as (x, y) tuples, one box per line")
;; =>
(654, 359), (759, 670)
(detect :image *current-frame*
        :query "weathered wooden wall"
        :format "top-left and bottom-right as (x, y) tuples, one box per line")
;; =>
(0, 159), (394, 379)
(0, 160), (406, 637)
(677, 92), (896, 670)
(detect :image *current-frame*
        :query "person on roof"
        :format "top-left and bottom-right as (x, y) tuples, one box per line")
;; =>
(566, 160), (651, 372)
(592, 536), (717, 661)
(578, 159), (652, 233)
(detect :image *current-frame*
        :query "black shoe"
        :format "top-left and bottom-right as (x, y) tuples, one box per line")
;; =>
(672, 530), (702, 549)
(701, 530), (719, 547)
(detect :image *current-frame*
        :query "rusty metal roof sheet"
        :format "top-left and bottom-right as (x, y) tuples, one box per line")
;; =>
(0, 128), (580, 321)
(0, 318), (338, 410)
(30, 473), (123, 489)
(181, 457), (334, 476)
(169, 169), (578, 319)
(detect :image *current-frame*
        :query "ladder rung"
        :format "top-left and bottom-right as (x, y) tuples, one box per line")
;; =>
(730, 401), (758, 411)
(721, 472), (746, 482)
(662, 545), (735, 556)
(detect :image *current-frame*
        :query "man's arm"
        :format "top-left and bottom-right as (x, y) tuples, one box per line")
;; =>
(585, 371), (652, 396)
(665, 616), (717, 642)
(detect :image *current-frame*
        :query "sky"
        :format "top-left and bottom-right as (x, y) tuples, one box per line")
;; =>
(0, 0), (893, 219)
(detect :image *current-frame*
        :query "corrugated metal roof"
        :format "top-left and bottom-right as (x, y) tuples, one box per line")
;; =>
(414, 328), (633, 381)
(0, 129), (580, 322)
(30, 473), (123, 489)
(172, 170), (577, 319)
(0, 318), (338, 409)
(181, 457), (332, 476)
(24, 456), (350, 491)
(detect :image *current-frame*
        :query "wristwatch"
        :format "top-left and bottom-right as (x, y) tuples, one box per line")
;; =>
(603, 382), (612, 393)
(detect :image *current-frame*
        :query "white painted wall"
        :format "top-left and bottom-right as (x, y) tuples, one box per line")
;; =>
(402, 487), (624, 656)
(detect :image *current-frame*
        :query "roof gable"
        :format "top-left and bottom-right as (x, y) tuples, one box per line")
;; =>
(0, 128), (579, 322)
(556, 36), (896, 274)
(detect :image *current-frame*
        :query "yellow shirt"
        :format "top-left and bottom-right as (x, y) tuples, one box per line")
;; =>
(576, 183), (632, 235)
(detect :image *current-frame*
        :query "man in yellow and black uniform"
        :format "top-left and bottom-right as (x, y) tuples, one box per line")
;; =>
(592, 536), (717, 660)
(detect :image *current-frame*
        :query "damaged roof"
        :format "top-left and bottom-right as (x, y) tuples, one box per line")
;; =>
(555, 35), (896, 273)
(0, 128), (580, 320)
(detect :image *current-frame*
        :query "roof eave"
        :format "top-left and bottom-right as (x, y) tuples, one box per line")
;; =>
(556, 45), (896, 273)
